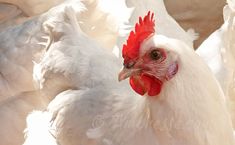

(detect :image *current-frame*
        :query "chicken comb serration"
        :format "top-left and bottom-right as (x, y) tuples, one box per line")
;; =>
(122, 11), (155, 64)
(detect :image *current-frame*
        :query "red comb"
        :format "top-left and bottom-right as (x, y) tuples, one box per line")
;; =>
(122, 11), (155, 64)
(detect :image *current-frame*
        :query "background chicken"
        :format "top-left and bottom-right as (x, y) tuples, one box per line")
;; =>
(124, 0), (198, 48)
(196, 0), (235, 126)
(23, 12), (234, 145)
(0, 0), (126, 145)
(0, 18), (48, 102)
(164, 0), (226, 48)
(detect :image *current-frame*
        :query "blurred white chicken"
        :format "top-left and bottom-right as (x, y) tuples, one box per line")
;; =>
(196, 0), (235, 125)
(32, 0), (129, 99)
(23, 10), (234, 145)
(0, 17), (47, 102)
(119, 0), (198, 49)
(0, 0), (72, 103)
(0, 0), (125, 101)
(0, 1), (69, 144)
(0, 0), (126, 145)
(0, 3), (61, 145)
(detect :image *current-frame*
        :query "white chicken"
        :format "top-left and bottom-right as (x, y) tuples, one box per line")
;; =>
(23, 11), (235, 145)
(0, 3), (59, 145)
(32, 0), (127, 99)
(121, 0), (198, 48)
(0, 0), (123, 101)
(196, 0), (235, 125)
(0, 0), (124, 145)
(0, 17), (47, 102)
(0, 0), (71, 104)
(164, 0), (226, 48)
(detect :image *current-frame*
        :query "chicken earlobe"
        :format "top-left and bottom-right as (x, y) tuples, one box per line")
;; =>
(165, 61), (178, 81)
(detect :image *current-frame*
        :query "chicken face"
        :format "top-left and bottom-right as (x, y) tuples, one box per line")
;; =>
(119, 12), (178, 97)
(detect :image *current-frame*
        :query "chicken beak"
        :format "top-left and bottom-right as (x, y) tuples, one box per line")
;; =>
(118, 68), (141, 82)
(118, 68), (132, 81)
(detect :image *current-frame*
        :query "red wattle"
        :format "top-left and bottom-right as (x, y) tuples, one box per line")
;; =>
(130, 76), (146, 96)
(141, 74), (162, 96)
(129, 74), (162, 97)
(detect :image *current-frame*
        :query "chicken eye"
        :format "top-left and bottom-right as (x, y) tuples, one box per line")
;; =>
(150, 49), (162, 60)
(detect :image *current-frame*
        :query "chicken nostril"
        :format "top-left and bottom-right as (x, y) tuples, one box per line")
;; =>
(124, 61), (135, 69)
